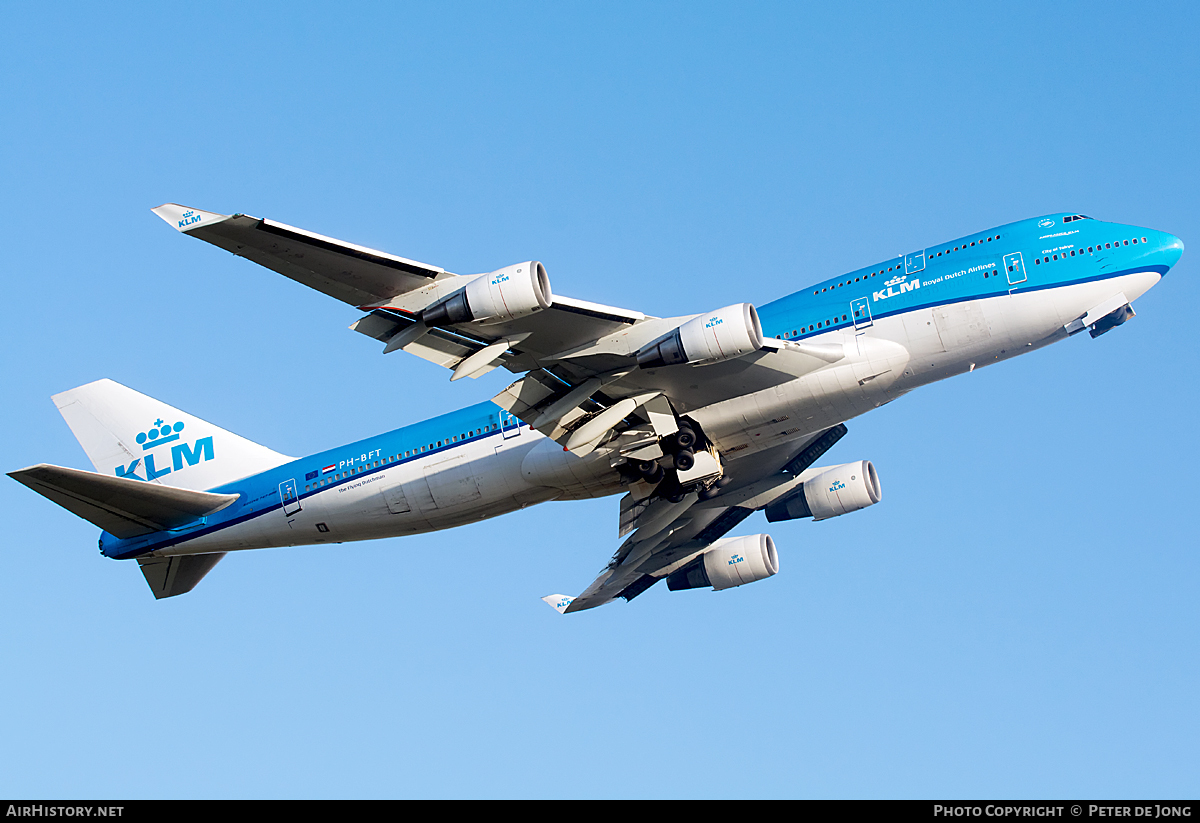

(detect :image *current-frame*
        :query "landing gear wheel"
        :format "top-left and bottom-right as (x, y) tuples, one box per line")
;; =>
(675, 426), (696, 451)
(637, 461), (664, 484)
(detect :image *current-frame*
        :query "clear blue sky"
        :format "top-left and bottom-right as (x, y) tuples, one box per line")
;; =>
(2, 1), (1197, 799)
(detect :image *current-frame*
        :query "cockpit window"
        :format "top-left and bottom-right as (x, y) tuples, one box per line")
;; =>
(1063, 214), (1093, 223)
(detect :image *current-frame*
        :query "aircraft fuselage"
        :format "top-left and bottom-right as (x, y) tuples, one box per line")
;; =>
(98, 213), (1183, 561)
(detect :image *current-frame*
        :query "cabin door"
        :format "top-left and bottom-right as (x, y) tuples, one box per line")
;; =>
(905, 250), (926, 275)
(279, 479), (302, 516)
(1004, 252), (1027, 286)
(501, 410), (522, 439)
(851, 296), (872, 330)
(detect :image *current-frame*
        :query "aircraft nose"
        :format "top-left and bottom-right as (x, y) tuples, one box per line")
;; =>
(1160, 232), (1184, 270)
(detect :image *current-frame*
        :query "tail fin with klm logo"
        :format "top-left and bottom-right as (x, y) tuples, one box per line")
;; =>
(50, 378), (291, 491)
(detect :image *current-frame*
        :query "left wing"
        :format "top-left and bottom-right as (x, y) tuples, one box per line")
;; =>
(152, 203), (453, 306)
(152, 203), (651, 381)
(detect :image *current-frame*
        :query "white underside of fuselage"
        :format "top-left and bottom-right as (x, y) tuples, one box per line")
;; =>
(151, 269), (1160, 558)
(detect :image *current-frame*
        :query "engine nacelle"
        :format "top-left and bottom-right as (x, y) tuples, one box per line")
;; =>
(666, 534), (778, 592)
(423, 261), (552, 326)
(765, 460), (881, 523)
(636, 303), (764, 369)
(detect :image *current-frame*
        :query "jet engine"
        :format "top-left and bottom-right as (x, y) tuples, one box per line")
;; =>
(423, 261), (552, 326)
(666, 534), (778, 592)
(636, 303), (764, 369)
(765, 460), (881, 522)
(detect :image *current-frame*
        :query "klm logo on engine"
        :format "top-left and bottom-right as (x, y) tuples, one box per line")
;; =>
(873, 274), (922, 302)
(113, 418), (215, 481)
(705, 316), (724, 328)
(492, 267), (520, 286)
(727, 553), (745, 566)
(829, 479), (845, 492)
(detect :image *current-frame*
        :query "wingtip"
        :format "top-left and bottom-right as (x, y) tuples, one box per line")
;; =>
(541, 594), (575, 614)
(151, 203), (228, 232)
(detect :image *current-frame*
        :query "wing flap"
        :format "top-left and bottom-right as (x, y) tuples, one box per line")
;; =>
(350, 309), (487, 370)
(8, 464), (239, 539)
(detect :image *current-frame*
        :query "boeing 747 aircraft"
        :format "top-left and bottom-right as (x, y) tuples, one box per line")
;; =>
(10, 206), (1183, 611)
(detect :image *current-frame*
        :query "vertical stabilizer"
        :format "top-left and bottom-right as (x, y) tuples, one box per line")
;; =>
(52, 379), (291, 491)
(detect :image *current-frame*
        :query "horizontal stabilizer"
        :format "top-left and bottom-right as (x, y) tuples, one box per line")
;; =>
(137, 553), (226, 599)
(8, 464), (239, 539)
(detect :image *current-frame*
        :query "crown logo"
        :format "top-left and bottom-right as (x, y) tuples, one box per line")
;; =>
(136, 419), (185, 450)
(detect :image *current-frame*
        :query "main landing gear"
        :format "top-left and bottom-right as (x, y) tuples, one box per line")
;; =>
(621, 418), (726, 503)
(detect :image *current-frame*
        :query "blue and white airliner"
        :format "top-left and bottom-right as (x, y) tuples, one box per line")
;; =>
(10, 206), (1183, 611)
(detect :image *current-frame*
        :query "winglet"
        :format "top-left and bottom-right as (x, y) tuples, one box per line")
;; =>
(541, 594), (575, 614)
(151, 203), (230, 233)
